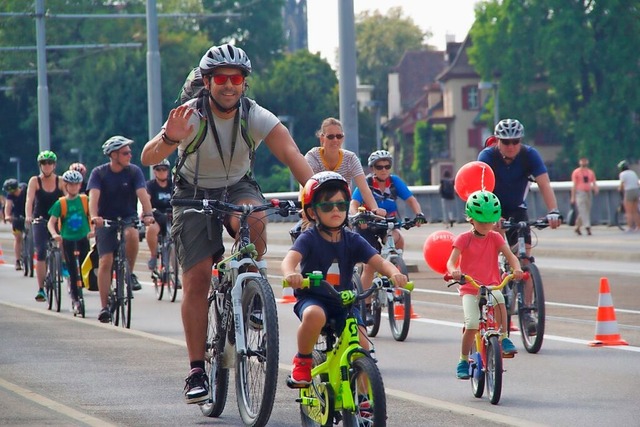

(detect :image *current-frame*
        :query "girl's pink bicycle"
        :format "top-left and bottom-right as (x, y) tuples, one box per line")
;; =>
(444, 271), (528, 405)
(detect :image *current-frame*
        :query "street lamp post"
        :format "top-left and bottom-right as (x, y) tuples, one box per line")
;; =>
(70, 147), (83, 163)
(9, 157), (21, 182)
(478, 80), (500, 127)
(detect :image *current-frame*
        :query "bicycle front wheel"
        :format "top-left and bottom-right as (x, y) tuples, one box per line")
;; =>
(486, 335), (503, 405)
(23, 232), (34, 277)
(518, 263), (545, 353)
(52, 250), (63, 313)
(387, 256), (411, 341)
(342, 357), (386, 427)
(201, 289), (229, 418)
(470, 336), (484, 398)
(235, 277), (279, 427)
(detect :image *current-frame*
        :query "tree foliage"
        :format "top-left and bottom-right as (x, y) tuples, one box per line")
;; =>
(355, 7), (426, 113)
(468, 0), (640, 179)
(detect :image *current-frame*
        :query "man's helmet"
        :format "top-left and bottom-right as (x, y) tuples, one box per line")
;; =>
(37, 150), (57, 163)
(465, 190), (501, 223)
(367, 150), (393, 167)
(494, 119), (524, 139)
(102, 135), (134, 156)
(199, 44), (252, 76)
(617, 160), (629, 171)
(69, 162), (87, 176)
(301, 171), (351, 217)
(62, 170), (83, 184)
(153, 159), (171, 170)
(3, 178), (18, 192)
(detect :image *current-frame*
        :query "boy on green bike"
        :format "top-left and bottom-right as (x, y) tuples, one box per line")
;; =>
(446, 190), (523, 380)
(281, 171), (408, 387)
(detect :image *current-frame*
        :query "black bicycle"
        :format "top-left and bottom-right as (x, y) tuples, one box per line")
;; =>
(499, 218), (549, 353)
(69, 240), (86, 318)
(103, 218), (140, 329)
(43, 236), (63, 313)
(172, 197), (299, 427)
(18, 216), (34, 277)
(151, 209), (180, 302)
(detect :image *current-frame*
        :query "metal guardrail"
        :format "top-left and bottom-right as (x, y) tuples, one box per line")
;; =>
(264, 180), (623, 225)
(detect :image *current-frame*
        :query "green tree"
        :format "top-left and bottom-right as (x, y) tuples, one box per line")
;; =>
(355, 7), (427, 114)
(469, 0), (640, 179)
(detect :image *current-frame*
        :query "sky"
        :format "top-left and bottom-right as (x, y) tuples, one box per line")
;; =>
(306, 0), (482, 69)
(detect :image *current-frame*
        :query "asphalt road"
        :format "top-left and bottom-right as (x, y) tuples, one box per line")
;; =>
(0, 222), (638, 426)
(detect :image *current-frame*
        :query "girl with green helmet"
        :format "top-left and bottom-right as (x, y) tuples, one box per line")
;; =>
(25, 150), (65, 302)
(446, 190), (523, 379)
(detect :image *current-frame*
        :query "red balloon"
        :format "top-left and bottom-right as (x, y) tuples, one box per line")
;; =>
(423, 230), (457, 275)
(454, 161), (495, 201)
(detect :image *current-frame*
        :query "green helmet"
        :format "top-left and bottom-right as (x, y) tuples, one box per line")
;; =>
(37, 150), (57, 163)
(465, 190), (501, 223)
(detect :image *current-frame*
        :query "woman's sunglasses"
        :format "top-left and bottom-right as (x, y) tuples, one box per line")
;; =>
(322, 133), (344, 140)
(314, 201), (349, 213)
(374, 164), (392, 170)
(499, 139), (521, 146)
(212, 74), (245, 85)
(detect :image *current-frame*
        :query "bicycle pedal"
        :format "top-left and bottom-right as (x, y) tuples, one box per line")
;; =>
(502, 352), (516, 359)
(286, 377), (310, 389)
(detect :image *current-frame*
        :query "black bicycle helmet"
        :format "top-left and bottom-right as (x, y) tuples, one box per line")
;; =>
(494, 119), (524, 139)
(3, 178), (18, 192)
(199, 44), (252, 76)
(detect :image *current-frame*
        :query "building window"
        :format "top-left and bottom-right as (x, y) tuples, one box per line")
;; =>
(462, 85), (480, 110)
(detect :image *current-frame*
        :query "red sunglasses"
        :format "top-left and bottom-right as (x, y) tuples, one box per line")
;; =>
(212, 74), (245, 85)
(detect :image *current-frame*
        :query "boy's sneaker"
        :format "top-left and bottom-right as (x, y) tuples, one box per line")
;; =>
(98, 307), (111, 323)
(184, 368), (209, 404)
(131, 274), (142, 291)
(501, 337), (518, 357)
(35, 289), (46, 302)
(147, 257), (157, 271)
(456, 360), (470, 379)
(287, 355), (312, 388)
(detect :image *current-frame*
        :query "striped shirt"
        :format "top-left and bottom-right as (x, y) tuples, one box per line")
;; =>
(304, 147), (365, 184)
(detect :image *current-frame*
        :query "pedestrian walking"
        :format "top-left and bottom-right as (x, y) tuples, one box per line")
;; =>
(570, 157), (598, 235)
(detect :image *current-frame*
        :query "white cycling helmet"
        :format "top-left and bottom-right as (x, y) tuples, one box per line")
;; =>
(494, 119), (525, 139)
(199, 44), (252, 76)
(367, 150), (393, 167)
(62, 170), (83, 184)
(102, 135), (134, 156)
(153, 159), (170, 169)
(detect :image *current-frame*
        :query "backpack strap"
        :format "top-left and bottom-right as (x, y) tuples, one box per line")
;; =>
(59, 196), (68, 220)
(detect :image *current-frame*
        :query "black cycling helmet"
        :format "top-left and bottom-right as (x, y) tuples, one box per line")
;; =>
(494, 119), (524, 139)
(199, 44), (252, 76)
(3, 178), (18, 192)
(617, 160), (629, 171)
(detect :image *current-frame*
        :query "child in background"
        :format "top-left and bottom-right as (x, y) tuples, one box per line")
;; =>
(446, 190), (523, 380)
(281, 171), (408, 387)
(47, 170), (92, 314)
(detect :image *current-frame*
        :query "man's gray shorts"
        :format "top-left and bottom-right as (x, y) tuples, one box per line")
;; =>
(171, 177), (265, 272)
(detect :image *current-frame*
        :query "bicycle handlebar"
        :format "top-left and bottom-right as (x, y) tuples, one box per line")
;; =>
(349, 210), (424, 231)
(501, 218), (550, 231)
(443, 272), (529, 292)
(172, 198), (301, 218)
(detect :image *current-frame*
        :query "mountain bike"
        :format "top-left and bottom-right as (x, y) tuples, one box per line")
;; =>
(499, 218), (548, 353)
(103, 218), (139, 329)
(151, 209), (179, 302)
(284, 272), (408, 426)
(171, 197), (299, 427)
(18, 216), (34, 277)
(42, 234), (63, 313)
(350, 210), (422, 341)
(444, 272), (523, 405)
(69, 240), (86, 318)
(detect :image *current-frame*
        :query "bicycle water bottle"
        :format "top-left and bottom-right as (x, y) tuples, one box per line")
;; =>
(211, 267), (220, 289)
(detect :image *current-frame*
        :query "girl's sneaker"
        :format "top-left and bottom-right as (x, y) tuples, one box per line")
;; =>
(501, 337), (518, 357)
(456, 360), (470, 379)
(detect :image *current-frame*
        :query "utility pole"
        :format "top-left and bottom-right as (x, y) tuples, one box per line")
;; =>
(337, 0), (358, 157)
(35, 0), (51, 152)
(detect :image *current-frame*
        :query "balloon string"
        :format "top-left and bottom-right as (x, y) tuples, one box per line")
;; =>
(481, 165), (486, 191)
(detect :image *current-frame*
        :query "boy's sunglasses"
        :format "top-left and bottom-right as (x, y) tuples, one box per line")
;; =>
(374, 164), (392, 170)
(314, 201), (349, 213)
(39, 160), (56, 165)
(212, 74), (245, 85)
(323, 133), (344, 140)
(499, 139), (521, 146)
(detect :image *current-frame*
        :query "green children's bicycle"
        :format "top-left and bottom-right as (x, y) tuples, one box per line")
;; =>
(284, 272), (414, 427)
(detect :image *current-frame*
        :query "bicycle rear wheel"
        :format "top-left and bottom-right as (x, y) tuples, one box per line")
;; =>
(518, 263), (545, 353)
(470, 337), (484, 398)
(45, 253), (54, 310)
(486, 335), (503, 405)
(353, 273), (381, 337)
(235, 277), (279, 427)
(201, 288), (229, 418)
(22, 232), (34, 277)
(342, 357), (386, 427)
(387, 256), (411, 341)
(153, 247), (164, 301)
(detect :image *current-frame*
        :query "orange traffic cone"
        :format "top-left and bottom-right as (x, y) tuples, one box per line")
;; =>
(0, 243), (5, 264)
(588, 277), (628, 347)
(393, 289), (419, 319)
(281, 286), (296, 304)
